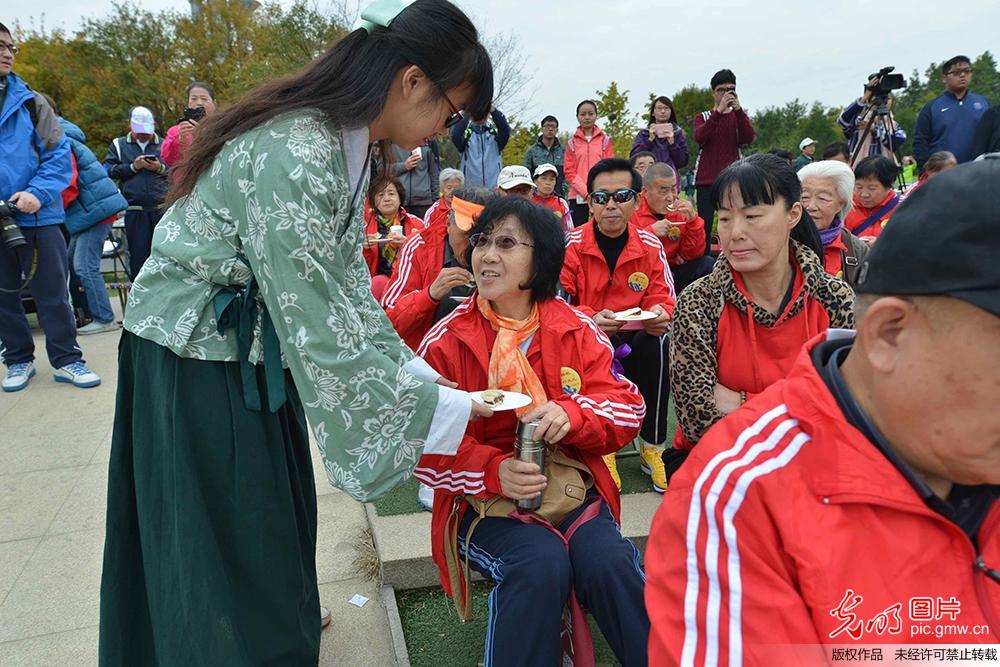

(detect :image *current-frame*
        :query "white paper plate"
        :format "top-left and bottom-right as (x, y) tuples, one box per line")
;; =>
(613, 309), (658, 322)
(469, 390), (532, 411)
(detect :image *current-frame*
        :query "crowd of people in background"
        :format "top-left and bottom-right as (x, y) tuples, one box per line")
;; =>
(3, 8), (1000, 662)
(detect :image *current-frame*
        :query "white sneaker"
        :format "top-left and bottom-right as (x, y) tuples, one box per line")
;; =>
(417, 483), (434, 512)
(54, 362), (101, 388)
(320, 605), (331, 629)
(78, 321), (120, 335)
(2, 362), (35, 392)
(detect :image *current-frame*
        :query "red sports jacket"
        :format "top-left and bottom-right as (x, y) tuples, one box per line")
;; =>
(844, 190), (901, 240)
(423, 197), (450, 229)
(362, 207), (425, 276)
(630, 193), (707, 265)
(647, 333), (1000, 666)
(561, 222), (676, 317)
(414, 297), (646, 597)
(381, 223), (453, 351)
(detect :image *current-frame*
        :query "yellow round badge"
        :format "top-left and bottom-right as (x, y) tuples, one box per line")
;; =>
(560, 367), (582, 395)
(627, 272), (649, 292)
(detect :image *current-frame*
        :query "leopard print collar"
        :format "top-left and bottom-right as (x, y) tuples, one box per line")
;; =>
(709, 241), (827, 328)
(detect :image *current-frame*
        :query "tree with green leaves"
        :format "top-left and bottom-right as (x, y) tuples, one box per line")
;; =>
(12, 0), (345, 154)
(593, 81), (639, 158)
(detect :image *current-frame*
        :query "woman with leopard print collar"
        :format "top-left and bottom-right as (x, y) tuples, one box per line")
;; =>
(669, 154), (855, 453)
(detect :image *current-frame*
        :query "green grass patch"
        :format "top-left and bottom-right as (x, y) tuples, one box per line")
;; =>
(398, 582), (622, 667)
(373, 399), (677, 517)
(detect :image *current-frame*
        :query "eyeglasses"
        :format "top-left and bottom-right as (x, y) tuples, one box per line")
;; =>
(947, 67), (972, 76)
(441, 90), (464, 129)
(469, 233), (534, 252)
(715, 86), (737, 94)
(589, 188), (636, 206)
(0, 42), (19, 56)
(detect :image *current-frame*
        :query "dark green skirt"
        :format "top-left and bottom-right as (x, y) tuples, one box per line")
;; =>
(99, 332), (319, 666)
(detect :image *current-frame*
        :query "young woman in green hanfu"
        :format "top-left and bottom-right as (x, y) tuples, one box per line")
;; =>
(98, 1), (494, 664)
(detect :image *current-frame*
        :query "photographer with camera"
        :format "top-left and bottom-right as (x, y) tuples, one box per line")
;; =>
(160, 81), (216, 171)
(838, 70), (907, 169)
(914, 55), (990, 169)
(693, 69), (756, 255)
(103, 106), (170, 279)
(0, 21), (101, 392)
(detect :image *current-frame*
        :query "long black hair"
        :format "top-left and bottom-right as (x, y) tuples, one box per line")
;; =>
(710, 153), (823, 259)
(465, 198), (566, 302)
(168, 0), (493, 205)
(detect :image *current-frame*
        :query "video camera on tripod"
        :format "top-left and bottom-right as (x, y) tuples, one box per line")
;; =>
(864, 66), (907, 113)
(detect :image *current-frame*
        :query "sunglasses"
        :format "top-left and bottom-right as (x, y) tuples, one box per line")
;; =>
(589, 188), (636, 206)
(442, 90), (464, 129)
(469, 233), (534, 252)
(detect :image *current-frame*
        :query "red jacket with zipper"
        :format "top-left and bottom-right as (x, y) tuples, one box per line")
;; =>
(563, 125), (615, 201)
(414, 297), (646, 597)
(561, 222), (676, 317)
(380, 222), (453, 351)
(844, 190), (901, 240)
(362, 207), (426, 276)
(630, 193), (708, 265)
(647, 332), (1000, 666)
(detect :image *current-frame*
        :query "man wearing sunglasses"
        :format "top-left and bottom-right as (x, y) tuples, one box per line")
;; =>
(914, 55), (990, 169)
(561, 158), (675, 493)
(646, 158), (1000, 664)
(692, 69), (756, 255)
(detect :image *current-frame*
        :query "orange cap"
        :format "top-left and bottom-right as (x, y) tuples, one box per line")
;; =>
(451, 197), (485, 232)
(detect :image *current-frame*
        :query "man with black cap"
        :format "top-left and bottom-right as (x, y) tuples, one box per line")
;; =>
(644, 156), (1000, 665)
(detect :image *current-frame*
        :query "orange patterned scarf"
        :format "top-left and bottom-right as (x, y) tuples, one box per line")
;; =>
(477, 296), (547, 415)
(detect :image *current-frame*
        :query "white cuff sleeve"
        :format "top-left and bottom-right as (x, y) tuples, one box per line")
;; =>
(423, 386), (471, 456)
(402, 355), (441, 384)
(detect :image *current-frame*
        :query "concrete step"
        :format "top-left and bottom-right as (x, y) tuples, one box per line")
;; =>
(368, 491), (664, 590)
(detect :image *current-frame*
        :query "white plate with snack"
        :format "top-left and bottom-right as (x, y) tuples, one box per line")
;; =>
(469, 390), (532, 411)
(613, 308), (658, 322)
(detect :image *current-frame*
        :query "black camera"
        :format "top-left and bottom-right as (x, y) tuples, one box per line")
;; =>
(182, 106), (206, 123)
(0, 199), (26, 250)
(866, 66), (907, 97)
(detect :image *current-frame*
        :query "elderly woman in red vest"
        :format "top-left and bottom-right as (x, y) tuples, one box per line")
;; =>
(669, 154), (855, 461)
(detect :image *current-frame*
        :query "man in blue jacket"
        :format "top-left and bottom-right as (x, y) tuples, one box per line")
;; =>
(449, 105), (510, 188)
(913, 55), (990, 169)
(0, 22), (101, 392)
(103, 106), (169, 279)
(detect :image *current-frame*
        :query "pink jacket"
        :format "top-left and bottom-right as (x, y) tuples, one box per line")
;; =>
(563, 125), (615, 201)
(160, 124), (191, 169)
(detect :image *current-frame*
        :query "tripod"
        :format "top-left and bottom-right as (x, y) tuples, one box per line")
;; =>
(850, 100), (907, 191)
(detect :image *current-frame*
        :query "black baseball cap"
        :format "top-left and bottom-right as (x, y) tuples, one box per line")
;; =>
(855, 154), (1000, 318)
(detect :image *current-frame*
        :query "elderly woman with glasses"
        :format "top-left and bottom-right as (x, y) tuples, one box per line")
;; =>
(798, 160), (870, 285)
(415, 196), (649, 667)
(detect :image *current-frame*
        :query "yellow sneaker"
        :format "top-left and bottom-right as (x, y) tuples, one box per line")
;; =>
(639, 443), (668, 493)
(603, 453), (621, 490)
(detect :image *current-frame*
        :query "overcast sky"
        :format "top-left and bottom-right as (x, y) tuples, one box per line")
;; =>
(7, 0), (1000, 125)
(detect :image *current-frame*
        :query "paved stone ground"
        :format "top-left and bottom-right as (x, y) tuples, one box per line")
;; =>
(0, 308), (395, 666)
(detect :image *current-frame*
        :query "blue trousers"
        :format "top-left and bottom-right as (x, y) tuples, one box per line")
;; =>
(458, 495), (649, 666)
(0, 225), (82, 368)
(69, 223), (115, 324)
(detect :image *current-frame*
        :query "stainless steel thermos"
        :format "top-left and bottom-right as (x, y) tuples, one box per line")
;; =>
(515, 420), (546, 512)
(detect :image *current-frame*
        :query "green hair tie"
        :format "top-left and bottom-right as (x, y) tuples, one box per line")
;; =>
(354, 0), (416, 33)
